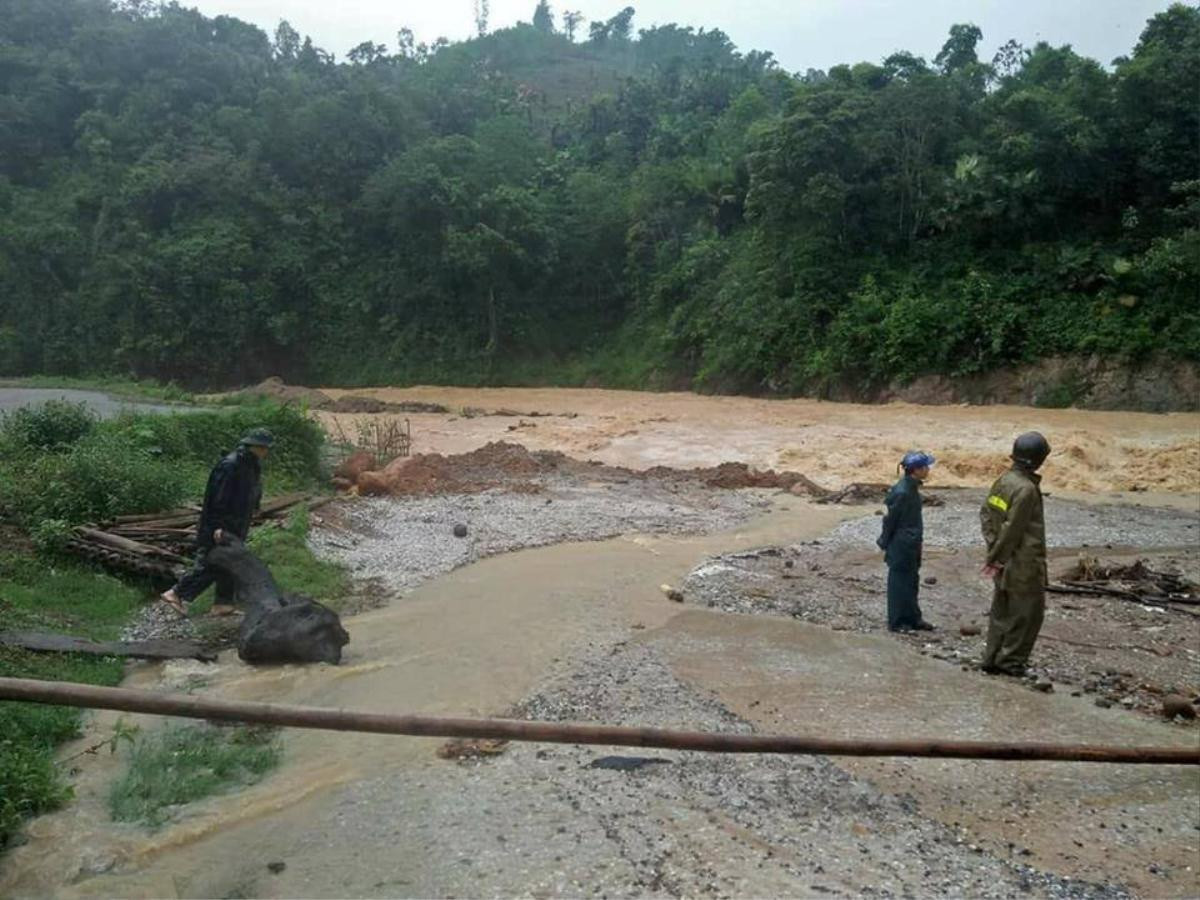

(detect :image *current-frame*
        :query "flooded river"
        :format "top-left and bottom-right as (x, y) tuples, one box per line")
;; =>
(317, 385), (1200, 495)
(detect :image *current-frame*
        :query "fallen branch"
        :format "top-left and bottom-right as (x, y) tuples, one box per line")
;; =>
(0, 677), (1195, 765)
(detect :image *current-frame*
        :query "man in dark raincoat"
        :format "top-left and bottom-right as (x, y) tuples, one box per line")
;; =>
(980, 431), (1051, 675)
(160, 428), (273, 617)
(878, 451), (936, 632)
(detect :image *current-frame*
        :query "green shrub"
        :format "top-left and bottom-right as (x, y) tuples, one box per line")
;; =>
(0, 431), (190, 526)
(0, 400), (95, 452)
(110, 403), (325, 493)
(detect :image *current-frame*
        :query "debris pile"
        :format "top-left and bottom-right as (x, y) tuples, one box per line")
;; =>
(1051, 556), (1198, 608)
(65, 493), (315, 579)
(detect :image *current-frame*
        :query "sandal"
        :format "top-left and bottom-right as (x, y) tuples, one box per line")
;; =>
(159, 592), (187, 618)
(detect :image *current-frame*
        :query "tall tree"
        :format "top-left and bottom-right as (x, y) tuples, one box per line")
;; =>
(532, 1), (555, 34)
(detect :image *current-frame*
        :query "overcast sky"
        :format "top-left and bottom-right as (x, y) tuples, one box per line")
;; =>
(187, 0), (1176, 71)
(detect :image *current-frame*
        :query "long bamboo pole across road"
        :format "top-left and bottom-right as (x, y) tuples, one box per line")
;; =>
(1, 677), (1196, 765)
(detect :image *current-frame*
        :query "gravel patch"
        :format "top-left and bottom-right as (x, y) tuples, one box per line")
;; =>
(826, 491), (1199, 550)
(284, 640), (1128, 898)
(309, 477), (767, 594)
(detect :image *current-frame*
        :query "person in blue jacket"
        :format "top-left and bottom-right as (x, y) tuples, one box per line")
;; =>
(877, 450), (936, 632)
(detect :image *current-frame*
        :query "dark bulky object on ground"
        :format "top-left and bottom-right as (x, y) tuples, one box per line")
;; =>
(267, 862), (287, 874)
(1162, 695), (1197, 720)
(924, 576), (938, 586)
(959, 624), (982, 636)
(453, 523), (469, 538)
(207, 540), (349, 665)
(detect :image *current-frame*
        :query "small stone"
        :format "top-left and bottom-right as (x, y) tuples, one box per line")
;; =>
(453, 523), (468, 538)
(959, 624), (982, 637)
(267, 861), (287, 874)
(1094, 698), (1112, 708)
(1120, 696), (1136, 709)
(1033, 679), (1054, 693)
(923, 576), (938, 586)
(1162, 694), (1197, 720)
(784, 560), (794, 569)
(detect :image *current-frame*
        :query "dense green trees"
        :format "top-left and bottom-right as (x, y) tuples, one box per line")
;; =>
(0, 0), (1196, 392)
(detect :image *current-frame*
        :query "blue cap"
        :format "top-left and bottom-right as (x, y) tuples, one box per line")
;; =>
(901, 451), (935, 472)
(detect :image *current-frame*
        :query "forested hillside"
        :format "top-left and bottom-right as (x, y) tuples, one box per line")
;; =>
(1, 0), (1197, 393)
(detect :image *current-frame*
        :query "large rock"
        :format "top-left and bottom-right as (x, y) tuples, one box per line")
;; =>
(206, 540), (349, 665)
(334, 450), (376, 484)
(356, 455), (415, 496)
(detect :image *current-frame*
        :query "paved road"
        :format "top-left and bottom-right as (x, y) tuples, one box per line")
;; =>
(0, 388), (196, 419)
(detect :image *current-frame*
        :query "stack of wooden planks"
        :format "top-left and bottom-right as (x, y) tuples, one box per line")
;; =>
(66, 492), (316, 580)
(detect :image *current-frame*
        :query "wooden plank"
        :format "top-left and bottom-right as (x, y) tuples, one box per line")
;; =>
(74, 527), (188, 563)
(0, 631), (216, 662)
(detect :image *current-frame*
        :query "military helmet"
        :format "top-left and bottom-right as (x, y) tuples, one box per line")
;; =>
(240, 427), (275, 448)
(1011, 431), (1050, 469)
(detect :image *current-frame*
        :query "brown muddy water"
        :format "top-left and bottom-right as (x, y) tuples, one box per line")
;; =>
(316, 385), (1200, 495)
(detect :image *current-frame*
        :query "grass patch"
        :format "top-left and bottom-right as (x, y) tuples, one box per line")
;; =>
(249, 507), (348, 609)
(109, 724), (281, 828)
(0, 554), (147, 849)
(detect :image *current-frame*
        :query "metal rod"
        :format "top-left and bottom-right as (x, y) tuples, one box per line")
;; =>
(1, 677), (1196, 765)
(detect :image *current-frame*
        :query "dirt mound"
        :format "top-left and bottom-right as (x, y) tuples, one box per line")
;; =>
(231, 377), (332, 409)
(356, 441), (560, 496)
(643, 461), (821, 492)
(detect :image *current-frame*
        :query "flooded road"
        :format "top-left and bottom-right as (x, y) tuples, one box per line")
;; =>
(3, 498), (1197, 898)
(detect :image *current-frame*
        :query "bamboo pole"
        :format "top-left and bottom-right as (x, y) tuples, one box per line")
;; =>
(1, 678), (1196, 765)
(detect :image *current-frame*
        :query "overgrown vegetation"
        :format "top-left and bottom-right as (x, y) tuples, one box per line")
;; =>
(249, 507), (348, 607)
(1, 2), (1196, 393)
(108, 724), (281, 828)
(0, 401), (325, 528)
(0, 554), (142, 848)
(0, 398), (336, 849)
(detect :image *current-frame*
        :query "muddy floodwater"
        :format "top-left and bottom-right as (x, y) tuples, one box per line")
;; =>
(2, 387), (1198, 898)
(316, 385), (1200, 496)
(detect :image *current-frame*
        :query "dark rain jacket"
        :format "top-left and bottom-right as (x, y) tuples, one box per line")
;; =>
(980, 466), (1047, 592)
(877, 474), (924, 569)
(196, 446), (263, 548)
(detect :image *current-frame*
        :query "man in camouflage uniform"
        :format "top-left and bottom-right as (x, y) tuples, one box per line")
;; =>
(979, 432), (1051, 676)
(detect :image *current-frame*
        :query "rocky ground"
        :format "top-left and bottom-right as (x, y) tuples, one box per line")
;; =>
(680, 491), (1200, 720)
(309, 479), (767, 595)
(263, 638), (1130, 900)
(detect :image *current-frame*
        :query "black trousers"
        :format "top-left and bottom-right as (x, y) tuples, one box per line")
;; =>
(886, 564), (924, 630)
(172, 546), (236, 606)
